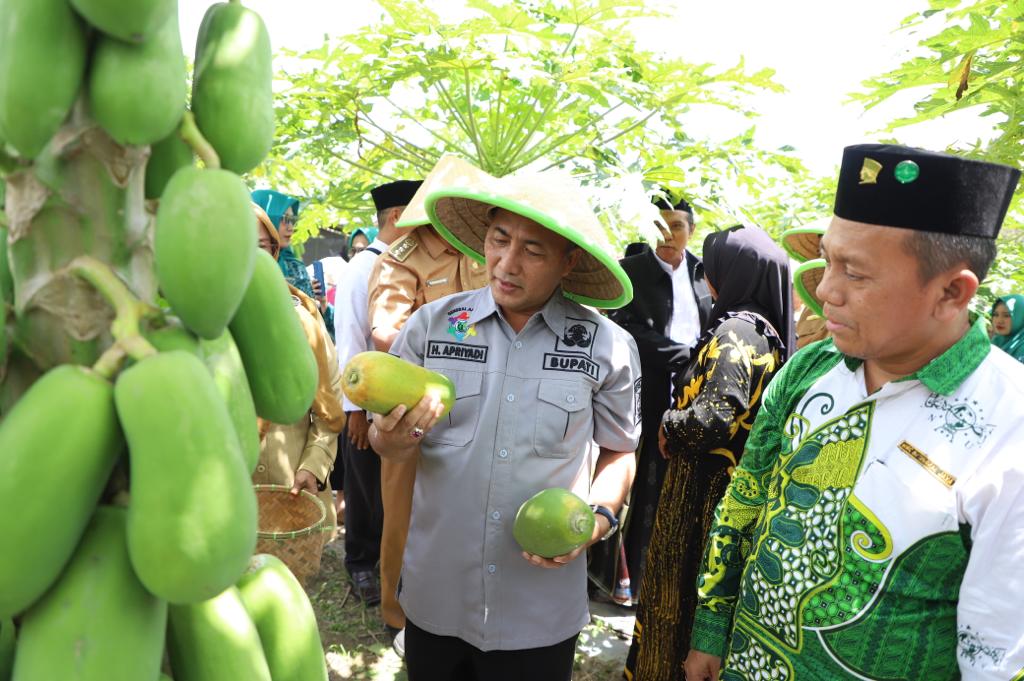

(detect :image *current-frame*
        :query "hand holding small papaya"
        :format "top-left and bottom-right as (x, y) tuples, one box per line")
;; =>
(367, 394), (446, 462)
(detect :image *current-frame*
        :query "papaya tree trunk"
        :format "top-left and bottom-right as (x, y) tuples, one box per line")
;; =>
(1, 97), (155, 395)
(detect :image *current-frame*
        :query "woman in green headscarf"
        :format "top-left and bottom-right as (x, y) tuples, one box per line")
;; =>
(251, 189), (316, 299)
(991, 294), (1024, 363)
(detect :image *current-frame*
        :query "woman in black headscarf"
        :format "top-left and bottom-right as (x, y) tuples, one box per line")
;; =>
(625, 225), (793, 681)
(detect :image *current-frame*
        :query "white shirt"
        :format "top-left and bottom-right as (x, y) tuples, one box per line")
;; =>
(333, 238), (387, 412)
(655, 251), (701, 347)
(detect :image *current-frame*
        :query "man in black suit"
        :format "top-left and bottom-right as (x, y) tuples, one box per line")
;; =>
(590, 194), (712, 604)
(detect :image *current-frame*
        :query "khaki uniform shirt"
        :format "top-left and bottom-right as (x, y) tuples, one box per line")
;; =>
(254, 297), (345, 523)
(390, 286), (642, 651)
(367, 225), (488, 341)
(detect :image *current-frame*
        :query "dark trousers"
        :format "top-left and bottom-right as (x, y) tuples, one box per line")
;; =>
(336, 425), (383, 574)
(405, 620), (578, 681)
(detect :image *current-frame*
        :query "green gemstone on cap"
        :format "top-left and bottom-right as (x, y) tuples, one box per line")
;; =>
(894, 160), (920, 184)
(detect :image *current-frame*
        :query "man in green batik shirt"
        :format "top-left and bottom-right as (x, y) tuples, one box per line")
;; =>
(685, 144), (1024, 681)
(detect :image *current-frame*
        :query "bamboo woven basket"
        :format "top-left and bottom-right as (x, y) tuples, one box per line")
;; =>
(254, 484), (327, 586)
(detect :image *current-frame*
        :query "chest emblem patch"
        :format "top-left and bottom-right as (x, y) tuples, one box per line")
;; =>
(447, 310), (477, 341)
(924, 395), (995, 448)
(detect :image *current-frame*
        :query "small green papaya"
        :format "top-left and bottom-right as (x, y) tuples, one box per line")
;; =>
(145, 128), (194, 200)
(155, 166), (256, 339)
(12, 506), (167, 681)
(229, 250), (317, 424)
(88, 9), (186, 146)
(0, 365), (122, 618)
(0, 0), (87, 158)
(167, 587), (272, 681)
(199, 330), (260, 473)
(191, 3), (273, 174)
(69, 0), (175, 43)
(236, 555), (328, 681)
(117, 351), (257, 604)
(0, 618), (13, 681)
(143, 319), (200, 355)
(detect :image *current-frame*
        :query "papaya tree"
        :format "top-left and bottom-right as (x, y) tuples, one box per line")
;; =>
(254, 0), (828, 245)
(854, 0), (1024, 300)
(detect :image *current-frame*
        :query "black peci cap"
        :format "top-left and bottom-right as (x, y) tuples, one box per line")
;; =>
(652, 189), (693, 214)
(371, 180), (423, 212)
(834, 144), (1020, 239)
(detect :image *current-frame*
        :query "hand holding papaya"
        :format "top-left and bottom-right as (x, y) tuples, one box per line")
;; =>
(520, 512), (609, 569)
(367, 394), (446, 462)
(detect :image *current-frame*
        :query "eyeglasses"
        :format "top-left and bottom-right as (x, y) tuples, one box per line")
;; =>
(280, 215), (297, 227)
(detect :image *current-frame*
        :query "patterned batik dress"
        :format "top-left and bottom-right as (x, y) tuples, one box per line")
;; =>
(626, 311), (784, 681)
(690, 321), (1024, 680)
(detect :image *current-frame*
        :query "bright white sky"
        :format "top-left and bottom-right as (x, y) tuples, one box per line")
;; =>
(179, 0), (995, 177)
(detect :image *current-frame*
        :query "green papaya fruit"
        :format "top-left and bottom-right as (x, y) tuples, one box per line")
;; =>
(117, 351), (257, 604)
(145, 128), (194, 200)
(69, 0), (175, 43)
(155, 166), (256, 339)
(143, 320), (200, 355)
(0, 619), (13, 681)
(0, 0), (87, 158)
(512, 488), (595, 558)
(229, 250), (317, 424)
(342, 351), (455, 417)
(143, 321), (258, 472)
(12, 506), (167, 681)
(88, 10), (186, 146)
(236, 555), (328, 681)
(199, 330), (260, 473)
(191, 3), (273, 174)
(167, 587), (272, 681)
(0, 365), (122, 618)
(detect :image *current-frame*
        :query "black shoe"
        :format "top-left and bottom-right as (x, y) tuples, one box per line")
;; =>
(349, 570), (381, 606)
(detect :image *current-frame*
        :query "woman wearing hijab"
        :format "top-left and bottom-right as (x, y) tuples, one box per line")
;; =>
(251, 189), (317, 299)
(251, 203), (347, 535)
(991, 294), (1024, 363)
(625, 225), (793, 681)
(346, 227), (377, 259)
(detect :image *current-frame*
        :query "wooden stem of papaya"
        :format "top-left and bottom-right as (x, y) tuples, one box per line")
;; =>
(180, 111), (221, 170)
(68, 255), (157, 362)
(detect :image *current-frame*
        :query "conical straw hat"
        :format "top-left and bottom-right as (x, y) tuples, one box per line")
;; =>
(793, 258), (825, 316)
(396, 154), (496, 229)
(425, 171), (632, 309)
(781, 217), (830, 263)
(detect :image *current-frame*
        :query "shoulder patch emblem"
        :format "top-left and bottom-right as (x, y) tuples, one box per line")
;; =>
(390, 235), (418, 262)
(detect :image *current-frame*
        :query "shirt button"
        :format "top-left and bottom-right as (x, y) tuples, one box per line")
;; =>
(491, 511), (501, 520)
(498, 449), (509, 459)
(488, 564), (497, 574)
(514, 341), (523, 349)
(257, 465), (266, 472)
(566, 395), (575, 403)
(506, 394), (515, 402)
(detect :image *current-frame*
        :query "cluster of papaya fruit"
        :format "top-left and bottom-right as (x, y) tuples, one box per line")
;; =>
(0, 0), (327, 679)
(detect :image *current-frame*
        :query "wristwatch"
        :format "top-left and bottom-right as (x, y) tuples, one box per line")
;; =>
(590, 505), (619, 541)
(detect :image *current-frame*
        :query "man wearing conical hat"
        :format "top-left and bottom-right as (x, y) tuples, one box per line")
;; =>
(685, 144), (1024, 681)
(365, 157), (490, 647)
(367, 168), (642, 680)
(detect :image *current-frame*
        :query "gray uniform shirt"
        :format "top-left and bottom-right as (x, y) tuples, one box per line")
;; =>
(391, 286), (641, 651)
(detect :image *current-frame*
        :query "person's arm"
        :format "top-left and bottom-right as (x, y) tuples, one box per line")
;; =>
(368, 258), (418, 353)
(955, 444), (1024, 679)
(660, 322), (758, 460)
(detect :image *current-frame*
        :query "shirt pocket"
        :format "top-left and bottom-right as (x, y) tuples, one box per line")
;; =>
(857, 455), (959, 544)
(424, 368), (483, 447)
(533, 380), (589, 458)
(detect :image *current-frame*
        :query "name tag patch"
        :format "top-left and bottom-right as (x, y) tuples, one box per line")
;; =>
(427, 341), (488, 363)
(543, 353), (600, 380)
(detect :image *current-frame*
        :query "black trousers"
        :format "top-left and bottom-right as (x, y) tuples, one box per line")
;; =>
(405, 620), (578, 681)
(336, 424), (383, 574)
